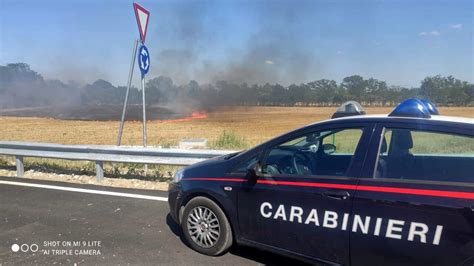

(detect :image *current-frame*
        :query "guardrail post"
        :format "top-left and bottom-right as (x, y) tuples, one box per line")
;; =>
(95, 161), (104, 181)
(16, 156), (24, 177)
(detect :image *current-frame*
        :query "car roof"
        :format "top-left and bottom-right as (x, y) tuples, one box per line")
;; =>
(308, 114), (474, 128)
(430, 115), (474, 124)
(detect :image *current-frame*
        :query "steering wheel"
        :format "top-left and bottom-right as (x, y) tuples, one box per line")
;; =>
(264, 147), (315, 175)
(291, 150), (314, 175)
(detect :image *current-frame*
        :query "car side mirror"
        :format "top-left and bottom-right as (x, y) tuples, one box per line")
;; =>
(323, 143), (336, 155)
(246, 163), (261, 184)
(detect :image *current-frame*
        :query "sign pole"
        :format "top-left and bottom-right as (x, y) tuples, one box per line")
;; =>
(117, 39), (140, 146)
(141, 73), (147, 147)
(137, 44), (150, 147)
(141, 72), (148, 175)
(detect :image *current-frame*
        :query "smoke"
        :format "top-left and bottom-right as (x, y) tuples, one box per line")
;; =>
(205, 2), (320, 85)
(150, 1), (210, 84)
(0, 63), (211, 119)
(151, 0), (321, 86)
(199, 34), (319, 85)
(0, 63), (82, 109)
(0, 1), (325, 116)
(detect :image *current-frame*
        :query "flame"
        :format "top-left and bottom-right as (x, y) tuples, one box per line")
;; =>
(162, 111), (208, 123)
(190, 111), (208, 119)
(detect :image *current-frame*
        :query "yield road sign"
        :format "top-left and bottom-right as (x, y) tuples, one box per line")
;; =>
(138, 45), (150, 75)
(133, 2), (150, 43)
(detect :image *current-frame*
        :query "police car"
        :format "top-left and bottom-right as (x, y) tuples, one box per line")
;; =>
(168, 99), (474, 265)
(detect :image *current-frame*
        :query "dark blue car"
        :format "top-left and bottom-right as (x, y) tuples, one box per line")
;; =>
(168, 99), (474, 265)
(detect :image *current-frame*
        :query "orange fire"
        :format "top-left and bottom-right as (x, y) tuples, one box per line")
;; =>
(162, 111), (208, 123)
(190, 111), (208, 119)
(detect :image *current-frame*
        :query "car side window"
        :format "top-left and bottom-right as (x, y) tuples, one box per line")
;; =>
(322, 129), (363, 155)
(262, 128), (364, 177)
(234, 155), (259, 173)
(375, 128), (474, 183)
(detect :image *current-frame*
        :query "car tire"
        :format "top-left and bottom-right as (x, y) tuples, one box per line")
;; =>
(181, 196), (233, 256)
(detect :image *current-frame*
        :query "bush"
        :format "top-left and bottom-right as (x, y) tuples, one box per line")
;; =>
(210, 131), (248, 150)
(0, 156), (12, 167)
(107, 163), (178, 182)
(25, 159), (96, 176)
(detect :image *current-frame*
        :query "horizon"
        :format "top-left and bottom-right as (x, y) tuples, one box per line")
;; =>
(3, 62), (472, 90)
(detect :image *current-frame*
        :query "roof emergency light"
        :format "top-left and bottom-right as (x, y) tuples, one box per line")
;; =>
(419, 99), (440, 115)
(332, 101), (366, 119)
(389, 98), (439, 118)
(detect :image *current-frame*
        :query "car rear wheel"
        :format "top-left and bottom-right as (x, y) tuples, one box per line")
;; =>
(181, 196), (233, 256)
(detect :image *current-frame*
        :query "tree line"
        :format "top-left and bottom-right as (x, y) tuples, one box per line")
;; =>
(1, 63), (473, 109)
(80, 72), (474, 108)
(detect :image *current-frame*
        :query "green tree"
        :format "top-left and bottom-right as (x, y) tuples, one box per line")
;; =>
(342, 75), (366, 102)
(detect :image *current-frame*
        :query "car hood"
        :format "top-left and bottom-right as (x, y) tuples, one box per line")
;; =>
(182, 152), (240, 178)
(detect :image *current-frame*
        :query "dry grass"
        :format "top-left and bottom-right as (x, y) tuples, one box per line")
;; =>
(0, 106), (473, 147)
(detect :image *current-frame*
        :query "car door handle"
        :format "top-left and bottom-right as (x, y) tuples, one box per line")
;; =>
(323, 190), (350, 200)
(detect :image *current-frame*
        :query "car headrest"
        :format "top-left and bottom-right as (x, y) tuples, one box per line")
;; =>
(380, 137), (387, 154)
(390, 129), (413, 152)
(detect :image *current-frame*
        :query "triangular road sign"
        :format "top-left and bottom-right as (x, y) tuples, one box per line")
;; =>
(133, 2), (150, 43)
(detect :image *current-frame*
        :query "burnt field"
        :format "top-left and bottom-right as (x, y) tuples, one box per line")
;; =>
(0, 105), (187, 121)
(0, 106), (473, 148)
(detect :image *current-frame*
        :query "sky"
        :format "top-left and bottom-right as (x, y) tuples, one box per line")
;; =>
(0, 0), (472, 88)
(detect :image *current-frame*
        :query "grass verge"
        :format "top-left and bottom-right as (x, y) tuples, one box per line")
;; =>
(0, 156), (179, 183)
(210, 131), (248, 150)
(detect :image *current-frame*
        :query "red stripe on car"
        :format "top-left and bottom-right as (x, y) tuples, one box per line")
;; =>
(186, 177), (474, 200)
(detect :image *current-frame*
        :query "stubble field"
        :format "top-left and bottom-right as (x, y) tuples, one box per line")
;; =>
(0, 106), (473, 148)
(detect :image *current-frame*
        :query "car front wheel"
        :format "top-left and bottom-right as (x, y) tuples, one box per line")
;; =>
(181, 196), (233, 256)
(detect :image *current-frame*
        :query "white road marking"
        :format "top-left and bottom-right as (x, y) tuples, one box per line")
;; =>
(0, 180), (168, 201)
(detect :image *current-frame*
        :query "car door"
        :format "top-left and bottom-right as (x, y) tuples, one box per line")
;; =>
(351, 122), (474, 266)
(235, 122), (374, 265)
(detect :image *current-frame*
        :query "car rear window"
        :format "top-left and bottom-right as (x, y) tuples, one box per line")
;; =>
(375, 128), (474, 183)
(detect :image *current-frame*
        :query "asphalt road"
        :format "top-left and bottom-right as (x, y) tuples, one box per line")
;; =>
(0, 176), (304, 265)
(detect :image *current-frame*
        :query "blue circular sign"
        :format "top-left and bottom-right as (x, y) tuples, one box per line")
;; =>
(138, 45), (150, 75)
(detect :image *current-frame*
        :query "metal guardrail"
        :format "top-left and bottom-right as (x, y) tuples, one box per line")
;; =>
(0, 141), (236, 181)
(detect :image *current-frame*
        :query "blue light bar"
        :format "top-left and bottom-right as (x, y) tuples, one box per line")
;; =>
(332, 101), (366, 118)
(419, 99), (440, 115)
(389, 98), (431, 118)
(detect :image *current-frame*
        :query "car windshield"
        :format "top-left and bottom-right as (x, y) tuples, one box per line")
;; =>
(282, 130), (337, 148)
